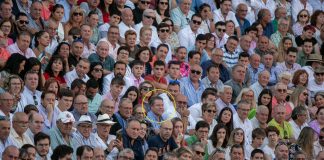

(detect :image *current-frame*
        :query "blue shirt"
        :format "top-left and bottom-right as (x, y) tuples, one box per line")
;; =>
(180, 77), (205, 106)
(201, 60), (231, 82)
(263, 22), (275, 38)
(236, 16), (251, 35)
(88, 53), (115, 72)
(146, 111), (164, 130)
(56, 0), (72, 23)
(247, 64), (265, 85)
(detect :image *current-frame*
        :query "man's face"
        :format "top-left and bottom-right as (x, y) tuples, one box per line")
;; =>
(220, 88), (232, 104)
(215, 25), (226, 38)
(237, 103), (251, 120)
(286, 52), (297, 65)
(240, 36), (252, 51)
(151, 99), (164, 116)
(259, 72), (270, 87)
(17, 16), (29, 31)
(46, 22), (59, 38)
(168, 64), (180, 79)
(230, 148), (244, 160)
(238, 57), (249, 68)
(153, 65), (165, 78)
(258, 37), (269, 52)
(268, 131), (279, 145)
(179, 0), (191, 14)
(263, 54), (273, 68)
(176, 48), (187, 62)
(275, 84), (288, 101)
(94, 149), (105, 160)
(76, 61), (90, 78)
(274, 107), (286, 123)
(57, 121), (73, 135)
(132, 64), (144, 78)
(42, 93), (55, 109)
(256, 109), (269, 124)
(253, 136), (265, 148)
(250, 55), (261, 69)
(114, 64), (126, 77)
(0, 3), (12, 20)
(2, 148), (19, 160)
(236, 5), (248, 19)
(29, 114), (44, 134)
(160, 123), (173, 140)
(144, 150), (158, 160)
(81, 26), (92, 40)
(138, 0), (150, 10)
(58, 96), (73, 111)
(97, 43), (109, 59)
(72, 42), (84, 57)
(0, 120), (10, 141)
(117, 49), (129, 64)
(120, 102), (133, 119)
(210, 152), (225, 160)
(189, 65), (202, 81)
(232, 66), (246, 83)
(278, 20), (289, 33)
(158, 27), (170, 40)
(110, 84), (123, 97)
(168, 85), (180, 97)
(195, 40), (206, 51)
(88, 14), (99, 27)
(126, 121), (140, 139)
(31, 2), (42, 19)
(25, 73), (39, 90)
(36, 139), (50, 157)
(13, 114), (28, 134)
(78, 123), (92, 138)
(142, 12), (155, 26)
(202, 94), (217, 104)
(122, 9), (133, 25)
(211, 50), (224, 64)
(226, 39), (238, 52)
(275, 145), (289, 160)
(88, 0), (99, 7)
(156, 46), (168, 60)
(190, 16), (202, 32)
(192, 146), (205, 160)
(97, 123), (112, 138)
(315, 72), (324, 84)
(220, 1), (232, 15)
(26, 147), (37, 160)
(74, 96), (89, 115)
(196, 127), (209, 140)
(303, 42), (313, 55)
(86, 87), (98, 99)
(108, 28), (120, 43)
(200, 6), (211, 19)
(78, 149), (94, 160)
(0, 93), (14, 113)
(251, 153), (264, 160)
(17, 35), (31, 52)
(126, 35), (136, 47)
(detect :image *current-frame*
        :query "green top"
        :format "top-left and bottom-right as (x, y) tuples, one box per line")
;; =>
(185, 135), (209, 160)
(248, 108), (257, 120)
(268, 119), (294, 139)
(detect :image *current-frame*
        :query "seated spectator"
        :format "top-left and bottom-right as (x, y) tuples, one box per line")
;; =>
(103, 77), (125, 110)
(76, 145), (94, 160)
(7, 31), (36, 58)
(26, 113), (44, 143)
(122, 118), (144, 159)
(189, 88), (217, 119)
(88, 40), (115, 75)
(170, 0), (195, 32)
(263, 126), (280, 159)
(110, 98), (133, 135)
(50, 145), (73, 160)
(224, 64), (247, 103)
(70, 94), (97, 122)
(10, 112), (33, 148)
(2, 145), (19, 160)
(145, 60), (167, 90)
(34, 132), (51, 159)
(64, 58), (90, 88)
(308, 66), (324, 98)
(244, 128), (266, 160)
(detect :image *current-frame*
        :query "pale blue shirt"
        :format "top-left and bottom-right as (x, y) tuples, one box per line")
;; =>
(88, 93), (102, 114)
(180, 77), (205, 106)
(56, 0), (72, 23)
(146, 111), (164, 130)
(309, 0), (324, 13)
(247, 64), (265, 85)
(170, 7), (195, 30)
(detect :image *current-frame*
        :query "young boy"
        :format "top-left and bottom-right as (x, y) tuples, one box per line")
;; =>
(263, 126), (280, 160)
(245, 128), (266, 160)
(104, 77), (125, 111)
(130, 60), (145, 87)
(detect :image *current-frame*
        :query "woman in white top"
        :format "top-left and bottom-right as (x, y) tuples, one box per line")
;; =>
(196, 103), (218, 136)
(224, 128), (245, 160)
(48, 4), (65, 42)
(207, 123), (228, 155)
(292, 9), (310, 36)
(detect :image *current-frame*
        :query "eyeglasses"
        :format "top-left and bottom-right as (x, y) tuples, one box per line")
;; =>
(319, 136), (324, 140)
(238, 108), (250, 112)
(191, 70), (201, 75)
(141, 1), (150, 4)
(159, 29), (169, 33)
(33, 95), (38, 105)
(73, 12), (83, 16)
(192, 20), (202, 25)
(177, 101), (187, 105)
(73, 35), (81, 39)
(299, 14), (308, 18)
(18, 20), (29, 24)
(217, 28), (226, 32)
(159, 2), (168, 5)
(277, 89), (287, 93)
(142, 87), (154, 91)
(94, 68), (103, 72)
(144, 15), (155, 20)
(303, 92), (308, 97)
(195, 150), (205, 156)
(316, 73), (324, 76)
(206, 109), (217, 113)
(75, 102), (88, 105)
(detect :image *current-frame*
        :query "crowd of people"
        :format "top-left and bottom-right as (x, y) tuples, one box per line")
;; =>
(0, 0), (324, 159)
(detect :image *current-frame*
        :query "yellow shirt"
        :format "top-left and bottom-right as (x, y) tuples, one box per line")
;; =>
(268, 119), (294, 139)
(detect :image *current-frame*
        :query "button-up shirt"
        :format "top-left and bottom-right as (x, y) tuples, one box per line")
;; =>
(49, 126), (73, 150)
(188, 102), (203, 120)
(64, 69), (90, 88)
(215, 98), (236, 116)
(213, 9), (239, 28)
(71, 131), (101, 152)
(7, 43), (36, 58)
(88, 93), (102, 114)
(88, 53), (115, 72)
(222, 46), (240, 68)
(250, 81), (266, 101)
(248, 64), (265, 85)
(159, 93), (176, 120)
(94, 133), (118, 160)
(233, 113), (253, 145)
(118, 21), (136, 39)
(21, 86), (42, 107)
(309, 0), (324, 13)
(180, 77), (205, 106)
(224, 79), (247, 103)
(274, 62), (301, 78)
(56, 0), (73, 23)
(146, 111), (164, 130)
(177, 25), (205, 50)
(9, 128), (33, 148)
(250, 0), (276, 20)
(170, 7), (195, 30)
(37, 104), (56, 133)
(102, 73), (134, 95)
(0, 137), (15, 155)
(201, 76), (224, 91)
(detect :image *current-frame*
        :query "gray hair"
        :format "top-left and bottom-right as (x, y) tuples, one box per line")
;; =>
(118, 148), (134, 158)
(218, 85), (232, 94)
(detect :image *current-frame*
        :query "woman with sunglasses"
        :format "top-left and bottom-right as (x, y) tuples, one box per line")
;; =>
(64, 6), (84, 41)
(292, 9), (310, 36)
(44, 55), (66, 86)
(290, 86), (311, 110)
(162, 18), (180, 53)
(196, 103), (218, 136)
(224, 128), (245, 159)
(155, 0), (170, 24)
(88, 62), (104, 94)
(138, 81), (155, 112)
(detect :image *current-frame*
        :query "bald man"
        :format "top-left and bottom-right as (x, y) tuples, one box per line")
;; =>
(2, 145), (19, 160)
(0, 92), (14, 119)
(250, 70), (270, 101)
(10, 112), (33, 148)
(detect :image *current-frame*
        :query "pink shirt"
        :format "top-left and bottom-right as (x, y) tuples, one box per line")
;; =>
(7, 43), (36, 58)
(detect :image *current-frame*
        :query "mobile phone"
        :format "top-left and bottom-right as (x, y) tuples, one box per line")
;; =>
(116, 130), (122, 141)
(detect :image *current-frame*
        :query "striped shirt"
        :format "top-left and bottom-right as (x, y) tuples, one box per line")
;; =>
(222, 46), (240, 68)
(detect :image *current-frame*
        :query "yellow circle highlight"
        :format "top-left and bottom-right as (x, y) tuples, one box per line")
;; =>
(142, 88), (177, 124)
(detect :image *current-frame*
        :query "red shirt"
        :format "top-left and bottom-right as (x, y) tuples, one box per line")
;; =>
(144, 75), (167, 85)
(43, 72), (66, 85)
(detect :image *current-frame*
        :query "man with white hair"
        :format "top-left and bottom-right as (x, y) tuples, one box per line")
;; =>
(250, 105), (269, 129)
(250, 70), (270, 101)
(119, 8), (136, 41)
(215, 85), (236, 115)
(117, 148), (135, 160)
(170, 0), (195, 32)
(134, 9), (159, 44)
(89, 40), (115, 75)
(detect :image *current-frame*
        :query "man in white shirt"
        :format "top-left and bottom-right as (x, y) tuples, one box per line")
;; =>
(10, 112), (33, 148)
(64, 58), (90, 88)
(250, 70), (270, 101)
(26, 113), (44, 143)
(102, 61), (134, 96)
(0, 117), (15, 155)
(213, 0), (240, 36)
(21, 71), (42, 109)
(308, 66), (324, 98)
(177, 14), (205, 50)
(119, 8), (136, 42)
(188, 88), (217, 119)
(160, 81), (181, 120)
(215, 85), (236, 115)
(170, 0), (195, 32)
(250, 105), (269, 129)
(233, 100), (253, 145)
(0, 92), (14, 120)
(134, 9), (159, 44)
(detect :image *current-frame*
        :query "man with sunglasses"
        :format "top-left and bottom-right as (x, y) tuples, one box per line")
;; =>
(191, 142), (205, 160)
(133, 0), (152, 24)
(308, 66), (324, 98)
(214, 0), (241, 36)
(12, 12), (29, 41)
(180, 64), (205, 106)
(152, 23), (173, 62)
(272, 83), (292, 121)
(178, 14), (204, 50)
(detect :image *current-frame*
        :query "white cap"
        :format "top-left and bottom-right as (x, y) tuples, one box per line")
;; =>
(57, 111), (75, 123)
